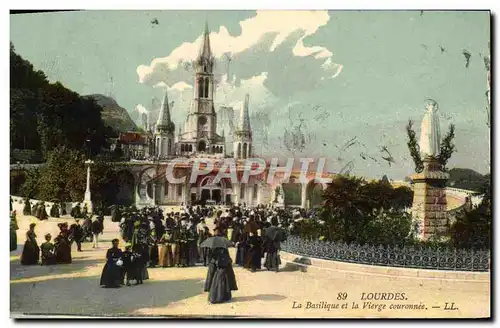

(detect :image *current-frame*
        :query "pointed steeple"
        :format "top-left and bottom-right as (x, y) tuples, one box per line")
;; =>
(238, 94), (251, 132)
(156, 90), (175, 134)
(200, 21), (212, 60)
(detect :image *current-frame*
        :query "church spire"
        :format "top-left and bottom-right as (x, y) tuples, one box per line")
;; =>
(238, 94), (251, 132)
(200, 21), (212, 61)
(156, 90), (174, 134)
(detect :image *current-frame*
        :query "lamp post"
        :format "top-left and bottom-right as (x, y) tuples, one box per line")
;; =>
(84, 159), (94, 214)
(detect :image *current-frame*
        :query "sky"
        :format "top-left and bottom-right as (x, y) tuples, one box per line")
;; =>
(10, 10), (491, 180)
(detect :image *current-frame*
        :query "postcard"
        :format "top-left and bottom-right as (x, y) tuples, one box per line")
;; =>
(9, 9), (491, 319)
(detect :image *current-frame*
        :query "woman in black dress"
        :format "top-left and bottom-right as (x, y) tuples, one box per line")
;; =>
(100, 239), (124, 288)
(245, 231), (262, 272)
(204, 247), (238, 304)
(54, 223), (72, 264)
(21, 223), (39, 265)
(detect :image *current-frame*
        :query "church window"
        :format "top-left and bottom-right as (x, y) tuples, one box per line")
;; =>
(177, 184), (182, 197)
(253, 185), (258, 199)
(243, 143), (247, 159)
(198, 140), (207, 152)
(198, 116), (207, 126)
(237, 143), (241, 158)
(198, 77), (204, 99)
(204, 77), (209, 98)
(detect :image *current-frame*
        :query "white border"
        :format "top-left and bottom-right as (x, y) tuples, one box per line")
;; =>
(2, 1), (496, 327)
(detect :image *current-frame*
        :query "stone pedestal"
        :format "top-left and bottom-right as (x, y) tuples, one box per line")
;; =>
(411, 157), (450, 240)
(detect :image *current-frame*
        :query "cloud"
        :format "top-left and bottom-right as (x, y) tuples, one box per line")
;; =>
(134, 104), (148, 115)
(136, 10), (343, 99)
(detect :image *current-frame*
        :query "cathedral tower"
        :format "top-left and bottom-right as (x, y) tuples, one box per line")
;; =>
(155, 90), (175, 159)
(233, 94), (253, 159)
(179, 22), (225, 156)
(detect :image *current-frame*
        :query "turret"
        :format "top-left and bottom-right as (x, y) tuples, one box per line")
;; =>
(233, 94), (253, 160)
(155, 90), (175, 159)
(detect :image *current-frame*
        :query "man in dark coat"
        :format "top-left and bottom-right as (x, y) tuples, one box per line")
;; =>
(82, 215), (93, 242)
(92, 218), (103, 248)
(69, 219), (84, 252)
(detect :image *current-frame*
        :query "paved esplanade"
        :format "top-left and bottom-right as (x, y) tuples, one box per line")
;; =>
(10, 207), (490, 318)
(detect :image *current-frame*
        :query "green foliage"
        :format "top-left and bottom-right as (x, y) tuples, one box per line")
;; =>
(10, 170), (26, 196)
(21, 146), (120, 207)
(37, 146), (86, 202)
(291, 219), (324, 240)
(449, 176), (491, 250)
(20, 168), (40, 199)
(10, 44), (109, 159)
(359, 208), (414, 246)
(446, 168), (488, 192)
(311, 175), (415, 245)
(309, 184), (323, 208)
(89, 158), (120, 207)
(273, 186), (281, 202)
(438, 124), (456, 172)
(406, 120), (424, 173)
(282, 183), (301, 206)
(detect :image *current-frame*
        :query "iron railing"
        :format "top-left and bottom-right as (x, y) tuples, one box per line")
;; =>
(282, 235), (490, 272)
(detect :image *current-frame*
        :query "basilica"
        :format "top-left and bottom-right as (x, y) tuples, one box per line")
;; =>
(153, 23), (252, 162)
(119, 24), (327, 208)
(132, 24), (267, 207)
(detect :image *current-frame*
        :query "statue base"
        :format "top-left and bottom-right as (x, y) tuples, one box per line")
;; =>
(83, 191), (93, 214)
(410, 156), (450, 240)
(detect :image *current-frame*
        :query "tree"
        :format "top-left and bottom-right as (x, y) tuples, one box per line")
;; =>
(406, 120), (424, 173)
(449, 175), (491, 249)
(321, 175), (369, 243)
(318, 175), (415, 245)
(10, 44), (110, 160)
(20, 168), (40, 199)
(437, 124), (456, 172)
(359, 208), (414, 246)
(37, 146), (86, 202)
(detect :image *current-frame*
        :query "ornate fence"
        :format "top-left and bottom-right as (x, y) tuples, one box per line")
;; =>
(282, 235), (490, 272)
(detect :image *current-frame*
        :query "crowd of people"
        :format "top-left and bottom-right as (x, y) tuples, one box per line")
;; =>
(99, 204), (295, 303)
(17, 210), (105, 266)
(13, 201), (305, 305)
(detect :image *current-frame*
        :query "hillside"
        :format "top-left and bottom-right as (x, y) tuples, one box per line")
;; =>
(446, 168), (488, 192)
(85, 94), (138, 132)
